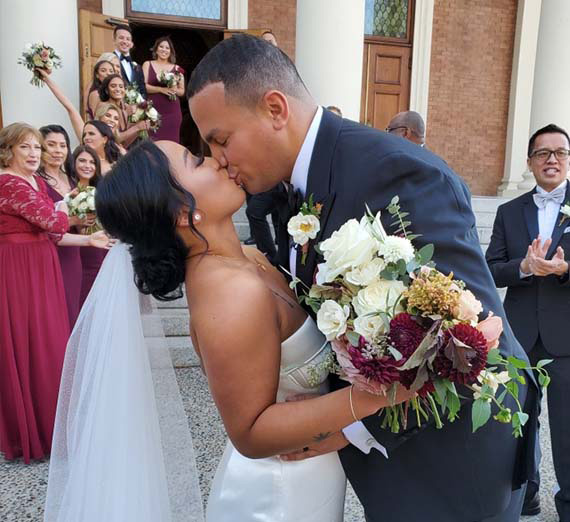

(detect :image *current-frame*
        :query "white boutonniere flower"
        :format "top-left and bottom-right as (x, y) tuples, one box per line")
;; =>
(287, 194), (322, 265)
(559, 201), (570, 226)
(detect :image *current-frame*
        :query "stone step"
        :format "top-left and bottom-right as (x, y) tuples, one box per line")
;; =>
(159, 308), (190, 337)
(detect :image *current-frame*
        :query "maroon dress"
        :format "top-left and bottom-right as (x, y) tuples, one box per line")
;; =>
(79, 246), (107, 307)
(147, 62), (183, 143)
(0, 174), (70, 463)
(46, 183), (82, 328)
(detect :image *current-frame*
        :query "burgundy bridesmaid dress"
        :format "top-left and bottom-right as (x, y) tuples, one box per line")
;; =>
(0, 174), (70, 463)
(79, 245), (107, 307)
(46, 183), (82, 328)
(147, 62), (183, 143)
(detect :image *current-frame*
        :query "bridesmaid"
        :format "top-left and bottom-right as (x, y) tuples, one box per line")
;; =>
(142, 36), (185, 143)
(99, 74), (151, 147)
(71, 141), (109, 305)
(38, 125), (90, 328)
(0, 123), (110, 463)
(85, 60), (115, 120)
(81, 120), (122, 175)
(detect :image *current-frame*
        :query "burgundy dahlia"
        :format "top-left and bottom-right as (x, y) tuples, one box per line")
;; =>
(433, 323), (488, 385)
(348, 346), (401, 387)
(389, 313), (429, 390)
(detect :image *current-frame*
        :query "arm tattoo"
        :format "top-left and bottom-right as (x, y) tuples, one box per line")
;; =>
(313, 432), (332, 442)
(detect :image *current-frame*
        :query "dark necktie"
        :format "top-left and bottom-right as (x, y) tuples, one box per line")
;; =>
(120, 54), (132, 63)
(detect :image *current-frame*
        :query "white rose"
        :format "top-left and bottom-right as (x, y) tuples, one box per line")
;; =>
(147, 107), (159, 120)
(317, 300), (350, 341)
(352, 279), (405, 317)
(319, 219), (378, 282)
(86, 195), (96, 209)
(377, 235), (415, 264)
(345, 257), (386, 286)
(353, 313), (386, 342)
(287, 213), (320, 246)
(78, 201), (89, 212)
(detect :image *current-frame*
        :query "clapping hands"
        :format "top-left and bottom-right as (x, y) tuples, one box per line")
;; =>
(521, 236), (568, 277)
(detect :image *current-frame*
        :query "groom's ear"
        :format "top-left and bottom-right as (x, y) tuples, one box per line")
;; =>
(260, 90), (289, 131)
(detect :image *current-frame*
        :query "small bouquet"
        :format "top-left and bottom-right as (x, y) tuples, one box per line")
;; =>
(158, 66), (184, 101)
(129, 100), (161, 139)
(295, 197), (551, 438)
(124, 83), (145, 106)
(18, 42), (62, 87)
(64, 186), (100, 234)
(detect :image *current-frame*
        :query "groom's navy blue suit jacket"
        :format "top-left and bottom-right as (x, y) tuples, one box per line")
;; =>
(279, 109), (539, 522)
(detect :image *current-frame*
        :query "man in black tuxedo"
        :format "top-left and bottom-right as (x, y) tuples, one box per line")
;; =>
(486, 123), (570, 521)
(187, 34), (539, 522)
(112, 25), (146, 97)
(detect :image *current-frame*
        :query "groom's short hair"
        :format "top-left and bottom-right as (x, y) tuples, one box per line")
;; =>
(187, 33), (310, 107)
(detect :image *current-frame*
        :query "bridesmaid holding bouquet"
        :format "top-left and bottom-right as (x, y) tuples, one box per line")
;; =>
(142, 37), (185, 143)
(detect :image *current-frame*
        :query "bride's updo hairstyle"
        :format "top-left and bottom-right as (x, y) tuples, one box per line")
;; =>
(96, 141), (203, 301)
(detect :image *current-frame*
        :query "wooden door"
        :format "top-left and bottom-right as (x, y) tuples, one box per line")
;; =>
(78, 9), (128, 116)
(361, 42), (411, 130)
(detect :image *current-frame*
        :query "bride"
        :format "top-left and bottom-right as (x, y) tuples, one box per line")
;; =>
(45, 140), (413, 522)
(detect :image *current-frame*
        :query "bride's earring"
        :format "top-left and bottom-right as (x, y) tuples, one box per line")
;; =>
(193, 213), (202, 225)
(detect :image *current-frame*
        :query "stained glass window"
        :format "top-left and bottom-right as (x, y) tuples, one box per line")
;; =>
(364, 0), (410, 38)
(130, 0), (221, 20)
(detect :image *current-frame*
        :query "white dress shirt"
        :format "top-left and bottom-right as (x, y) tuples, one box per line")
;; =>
(520, 180), (567, 278)
(288, 106), (388, 458)
(114, 50), (133, 82)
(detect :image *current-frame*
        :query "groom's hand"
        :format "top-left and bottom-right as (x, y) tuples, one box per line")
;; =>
(280, 431), (349, 461)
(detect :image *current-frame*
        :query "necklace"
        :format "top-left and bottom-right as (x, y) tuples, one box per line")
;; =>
(187, 252), (267, 271)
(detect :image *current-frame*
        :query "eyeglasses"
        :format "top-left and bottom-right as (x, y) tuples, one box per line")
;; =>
(385, 126), (407, 134)
(529, 148), (570, 162)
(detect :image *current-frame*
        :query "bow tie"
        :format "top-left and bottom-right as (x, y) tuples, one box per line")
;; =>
(275, 182), (303, 223)
(533, 184), (566, 209)
(120, 54), (132, 63)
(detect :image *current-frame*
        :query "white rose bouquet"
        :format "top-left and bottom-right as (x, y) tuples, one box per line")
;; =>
(294, 197), (551, 437)
(158, 66), (184, 101)
(124, 84), (145, 106)
(18, 42), (62, 87)
(128, 99), (161, 139)
(64, 186), (100, 234)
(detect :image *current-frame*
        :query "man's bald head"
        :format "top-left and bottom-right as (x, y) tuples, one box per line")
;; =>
(387, 111), (425, 146)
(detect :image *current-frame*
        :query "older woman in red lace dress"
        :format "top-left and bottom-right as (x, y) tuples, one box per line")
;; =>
(0, 123), (109, 463)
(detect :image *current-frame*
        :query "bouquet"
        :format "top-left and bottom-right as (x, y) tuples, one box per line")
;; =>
(124, 84), (145, 106)
(158, 66), (184, 101)
(295, 197), (551, 438)
(128, 99), (161, 139)
(64, 186), (100, 234)
(18, 42), (62, 87)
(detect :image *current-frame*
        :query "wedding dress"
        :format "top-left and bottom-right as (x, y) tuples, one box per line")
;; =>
(206, 316), (347, 522)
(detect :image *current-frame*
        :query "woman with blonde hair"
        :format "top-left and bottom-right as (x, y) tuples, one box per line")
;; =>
(0, 123), (110, 463)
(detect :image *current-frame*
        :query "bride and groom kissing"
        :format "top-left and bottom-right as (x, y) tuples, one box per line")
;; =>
(45, 34), (538, 522)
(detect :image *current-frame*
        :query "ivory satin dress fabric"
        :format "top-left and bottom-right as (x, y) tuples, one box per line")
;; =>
(206, 317), (346, 521)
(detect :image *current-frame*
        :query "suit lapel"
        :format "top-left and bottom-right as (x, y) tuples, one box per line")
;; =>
(295, 110), (342, 288)
(523, 190), (539, 243)
(546, 182), (570, 258)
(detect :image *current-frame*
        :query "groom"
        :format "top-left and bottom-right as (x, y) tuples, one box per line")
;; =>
(188, 34), (539, 522)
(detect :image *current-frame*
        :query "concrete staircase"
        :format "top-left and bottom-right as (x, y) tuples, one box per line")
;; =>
(158, 196), (508, 366)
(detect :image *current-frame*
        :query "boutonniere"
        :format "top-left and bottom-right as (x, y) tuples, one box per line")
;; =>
(287, 194), (323, 265)
(559, 201), (570, 226)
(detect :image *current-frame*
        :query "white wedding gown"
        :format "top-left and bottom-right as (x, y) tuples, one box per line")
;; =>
(206, 317), (347, 522)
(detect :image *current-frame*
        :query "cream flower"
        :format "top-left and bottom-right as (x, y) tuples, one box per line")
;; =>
(147, 107), (159, 121)
(287, 214), (320, 246)
(319, 219), (378, 281)
(353, 313), (385, 342)
(317, 300), (350, 340)
(472, 370), (511, 401)
(377, 235), (415, 264)
(352, 279), (405, 317)
(345, 257), (386, 286)
(365, 211), (388, 242)
(453, 289), (483, 324)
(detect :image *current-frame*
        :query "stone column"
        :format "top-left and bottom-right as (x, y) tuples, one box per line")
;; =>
(498, 0), (542, 197)
(295, 0), (365, 121)
(0, 0), (80, 141)
(102, 0), (124, 18)
(228, 0), (248, 30)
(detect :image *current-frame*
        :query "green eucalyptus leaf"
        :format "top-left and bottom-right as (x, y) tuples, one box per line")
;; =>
(486, 348), (502, 365)
(345, 330), (361, 347)
(536, 358), (553, 368)
(507, 356), (528, 369)
(472, 398), (491, 433)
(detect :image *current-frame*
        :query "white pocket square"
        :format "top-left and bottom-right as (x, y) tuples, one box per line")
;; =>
(564, 227), (570, 234)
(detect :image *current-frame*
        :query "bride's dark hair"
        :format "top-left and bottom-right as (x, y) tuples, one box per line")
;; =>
(96, 141), (203, 301)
